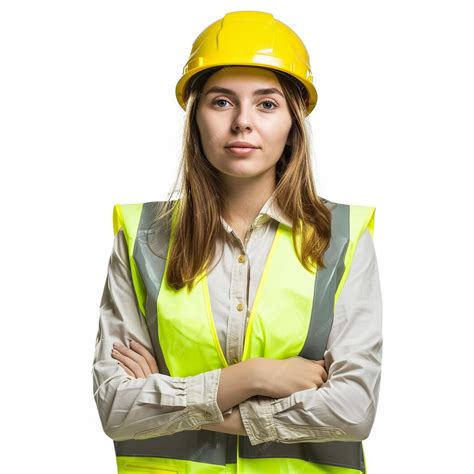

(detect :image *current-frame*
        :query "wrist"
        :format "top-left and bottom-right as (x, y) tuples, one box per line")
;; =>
(232, 405), (248, 436)
(201, 406), (246, 436)
(243, 357), (265, 396)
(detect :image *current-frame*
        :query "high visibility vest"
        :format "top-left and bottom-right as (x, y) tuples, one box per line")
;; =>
(111, 197), (375, 474)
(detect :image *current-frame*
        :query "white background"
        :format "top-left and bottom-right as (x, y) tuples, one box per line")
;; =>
(1, 1), (473, 473)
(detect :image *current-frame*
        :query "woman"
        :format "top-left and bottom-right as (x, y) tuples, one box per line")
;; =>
(93, 10), (383, 474)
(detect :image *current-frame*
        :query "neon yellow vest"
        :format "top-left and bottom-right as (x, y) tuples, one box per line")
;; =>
(111, 198), (375, 474)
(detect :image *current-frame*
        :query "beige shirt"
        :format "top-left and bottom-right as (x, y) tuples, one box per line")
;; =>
(92, 195), (383, 446)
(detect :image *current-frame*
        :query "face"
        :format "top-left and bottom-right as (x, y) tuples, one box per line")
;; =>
(195, 66), (293, 182)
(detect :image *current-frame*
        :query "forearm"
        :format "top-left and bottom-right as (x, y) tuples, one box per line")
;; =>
(216, 358), (260, 413)
(239, 228), (383, 446)
(239, 355), (381, 445)
(202, 405), (247, 436)
(93, 351), (225, 441)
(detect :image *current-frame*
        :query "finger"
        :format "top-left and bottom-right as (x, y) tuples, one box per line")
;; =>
(311, 360), (328, 382)
(314, 359), (329, 373)
(118, 361), (136, 378)
(111, 348), (146, 378)
(321, 369), (328, 382)
(317, 362), (328, 382)
(113, 342), (152, 377)
(128, 339), (160, 373)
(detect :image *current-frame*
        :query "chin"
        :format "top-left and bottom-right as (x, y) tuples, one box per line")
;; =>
(221, 168), (267, 179)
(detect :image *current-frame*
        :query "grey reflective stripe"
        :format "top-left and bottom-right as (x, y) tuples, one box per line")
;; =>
(239, 437), (365, 472)
(300, 201), (349, 360)
(114, 431), (235, 465)
(133, 200), (174, 376)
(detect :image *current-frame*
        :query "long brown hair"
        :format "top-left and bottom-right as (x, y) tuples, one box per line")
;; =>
(152, 66), (332, 292)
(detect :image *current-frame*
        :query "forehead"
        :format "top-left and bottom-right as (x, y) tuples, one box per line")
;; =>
(204, 66), (280, 89)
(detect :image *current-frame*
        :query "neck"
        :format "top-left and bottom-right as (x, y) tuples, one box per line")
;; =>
(220, 167), (276, 229)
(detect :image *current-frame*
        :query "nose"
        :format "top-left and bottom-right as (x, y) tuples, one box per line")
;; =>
(231, 105), (253, 133)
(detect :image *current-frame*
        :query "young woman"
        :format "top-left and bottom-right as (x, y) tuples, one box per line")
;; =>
(93, 10), (383, 474)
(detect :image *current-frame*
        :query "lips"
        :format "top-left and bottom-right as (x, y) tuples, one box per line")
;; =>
(225, 141), (259, 149)
(227, 146), (256, 150)
(225, 146), (259, 156)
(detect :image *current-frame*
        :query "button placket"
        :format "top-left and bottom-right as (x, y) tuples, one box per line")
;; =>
(224, 217), (265, 365)
(225, 238), (248, 365)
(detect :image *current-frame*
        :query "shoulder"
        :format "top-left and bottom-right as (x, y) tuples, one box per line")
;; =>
(321, 196), (376, 214)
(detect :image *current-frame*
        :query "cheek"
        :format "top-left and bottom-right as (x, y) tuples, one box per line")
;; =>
(202, 124), (228, 151)
(197, 113), (224, 146)
(259, 134), (291, 166)
(261, 116), (292, 143)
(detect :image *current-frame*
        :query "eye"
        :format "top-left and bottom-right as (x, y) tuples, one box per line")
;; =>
(260, 100), (278, 110)
(212, 98), (279, 110)
(212, 98), (231, 108)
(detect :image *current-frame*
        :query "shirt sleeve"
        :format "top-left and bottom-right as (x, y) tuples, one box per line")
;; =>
(239, 228), (383, 446)
(92, 228), (225, 442)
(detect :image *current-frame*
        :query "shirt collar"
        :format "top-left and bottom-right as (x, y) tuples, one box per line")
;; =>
(220, 194), (293, 233)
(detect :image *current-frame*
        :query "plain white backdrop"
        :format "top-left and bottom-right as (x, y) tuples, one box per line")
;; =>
(1, 1), (473, 472)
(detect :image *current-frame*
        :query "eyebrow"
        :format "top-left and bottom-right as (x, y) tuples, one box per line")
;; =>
(204, 86), (284, 98)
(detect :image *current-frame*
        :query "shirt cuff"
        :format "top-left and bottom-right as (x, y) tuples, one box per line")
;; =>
(239, 395), (278, 445)
(240, 389), (349, 445)
(186, 368), (225, 428)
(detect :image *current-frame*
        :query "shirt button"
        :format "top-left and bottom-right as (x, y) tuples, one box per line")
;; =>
(204, 411), (213, 419)
(236, 303), (244, 311)
(232, 357), (239, 364)
(238, 254), (246, 263)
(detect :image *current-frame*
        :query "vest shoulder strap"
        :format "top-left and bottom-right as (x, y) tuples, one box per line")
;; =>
(111, 202), (147, 316)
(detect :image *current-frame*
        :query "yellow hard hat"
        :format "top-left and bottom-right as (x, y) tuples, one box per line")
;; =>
(175, 11), (318, 115)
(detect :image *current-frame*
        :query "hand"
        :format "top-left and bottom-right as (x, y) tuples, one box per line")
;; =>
(253, 356), (328, 398)
(111, 339), (159, 379)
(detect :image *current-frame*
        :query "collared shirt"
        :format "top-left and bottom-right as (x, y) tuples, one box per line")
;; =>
(92, 195), (383, 445)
